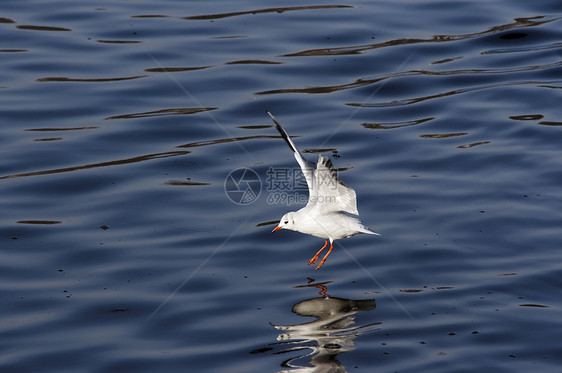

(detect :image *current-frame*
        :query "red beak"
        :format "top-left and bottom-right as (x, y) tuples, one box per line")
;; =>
(272, 226), (282, 232)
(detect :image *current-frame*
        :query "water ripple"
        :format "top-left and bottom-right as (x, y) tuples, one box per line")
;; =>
(258, 61), (562, 96)
(483, 41), (562, 55)
(348, 79), (562, 108)
(184, 5), (354, 20)
(105, 107), (217, 120)
(37, 75), (146, 83)
(16, 25), (71, 31)
(362, 117), (435, 130)
(0, 151), (190, 180)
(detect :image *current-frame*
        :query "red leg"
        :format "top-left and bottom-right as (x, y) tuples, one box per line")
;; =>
(315, 242), (334, 270)
(308, 240), (328, 265)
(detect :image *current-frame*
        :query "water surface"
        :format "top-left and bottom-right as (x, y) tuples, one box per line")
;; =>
(1, 1), (561, 372)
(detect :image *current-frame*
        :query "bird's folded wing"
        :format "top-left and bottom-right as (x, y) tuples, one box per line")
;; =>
(309, 155), (359, 215)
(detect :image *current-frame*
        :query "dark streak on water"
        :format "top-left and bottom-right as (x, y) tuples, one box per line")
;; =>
(1, 1), (561, 372)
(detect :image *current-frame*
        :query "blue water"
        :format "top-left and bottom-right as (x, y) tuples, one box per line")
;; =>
(1, 1), (561, 372)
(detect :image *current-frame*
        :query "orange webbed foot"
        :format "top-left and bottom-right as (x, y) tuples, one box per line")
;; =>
(314, 242), (334, 270)
(308, 240), (328, 265)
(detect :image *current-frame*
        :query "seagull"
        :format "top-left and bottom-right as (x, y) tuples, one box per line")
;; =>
(267, 111), (379, 270)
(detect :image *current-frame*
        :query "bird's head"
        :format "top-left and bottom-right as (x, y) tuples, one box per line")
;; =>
(272, 212), (296, 232)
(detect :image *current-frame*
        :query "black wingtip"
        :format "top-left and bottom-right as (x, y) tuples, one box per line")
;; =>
(266, 111), (283, 130)
(266, 111), (299, 155)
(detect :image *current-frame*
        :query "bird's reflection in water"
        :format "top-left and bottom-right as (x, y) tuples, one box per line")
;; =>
(254, 278), (379, 373)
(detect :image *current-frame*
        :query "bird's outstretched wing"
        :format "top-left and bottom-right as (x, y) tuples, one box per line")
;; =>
(310, 154), (358, 215)
(267, 111), (316, 191)
(266, 112), (359, 216)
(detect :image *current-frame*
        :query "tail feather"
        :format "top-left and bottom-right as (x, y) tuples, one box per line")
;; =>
(359, 226), (380, 236)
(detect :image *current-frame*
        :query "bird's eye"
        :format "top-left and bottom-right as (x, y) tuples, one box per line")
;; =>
(284, 221), (288, 224)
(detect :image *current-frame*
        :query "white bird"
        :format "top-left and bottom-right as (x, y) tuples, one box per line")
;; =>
(268, 111), (379, 270)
